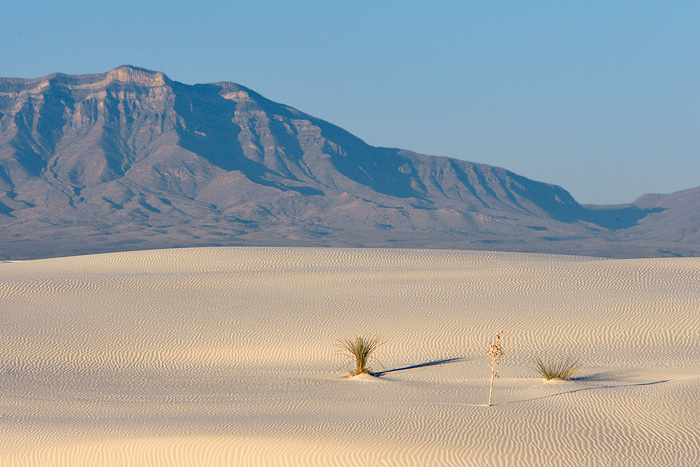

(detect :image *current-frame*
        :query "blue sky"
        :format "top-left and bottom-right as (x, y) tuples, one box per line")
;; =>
(2, 1), (699, 204)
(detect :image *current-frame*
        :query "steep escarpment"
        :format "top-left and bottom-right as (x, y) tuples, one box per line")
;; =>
(0, 66), (695, 259)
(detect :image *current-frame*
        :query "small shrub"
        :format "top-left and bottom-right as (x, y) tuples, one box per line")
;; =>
(338, 336), (382, 376)
(532, 356), (583, 381)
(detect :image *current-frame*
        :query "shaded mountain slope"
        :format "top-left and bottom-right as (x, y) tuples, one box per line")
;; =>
(626, 187), (700, 247)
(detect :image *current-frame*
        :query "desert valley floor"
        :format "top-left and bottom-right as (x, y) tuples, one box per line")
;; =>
(0, 247), (699, 466)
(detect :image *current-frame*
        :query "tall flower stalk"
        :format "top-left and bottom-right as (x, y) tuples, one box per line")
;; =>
(486, 331), (504, 406)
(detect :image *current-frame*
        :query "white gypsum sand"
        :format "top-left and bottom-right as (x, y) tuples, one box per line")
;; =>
(0, 247), (698, 466)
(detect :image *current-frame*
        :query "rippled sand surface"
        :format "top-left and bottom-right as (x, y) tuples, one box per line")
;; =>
(1, 247), (699, 466)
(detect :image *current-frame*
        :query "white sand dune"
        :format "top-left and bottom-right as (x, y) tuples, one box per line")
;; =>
(1, 247), (698, 466)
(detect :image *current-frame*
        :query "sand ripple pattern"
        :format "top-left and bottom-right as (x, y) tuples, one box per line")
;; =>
(1, 247), (699, 466)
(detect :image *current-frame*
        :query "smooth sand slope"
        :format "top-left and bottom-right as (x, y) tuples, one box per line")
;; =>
(1, 247), (699, 466)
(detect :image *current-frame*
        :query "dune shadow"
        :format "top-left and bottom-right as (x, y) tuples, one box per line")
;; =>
(374, 357), (465, 376)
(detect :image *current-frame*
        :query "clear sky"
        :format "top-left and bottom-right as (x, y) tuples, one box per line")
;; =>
(2, 1), (699, 204)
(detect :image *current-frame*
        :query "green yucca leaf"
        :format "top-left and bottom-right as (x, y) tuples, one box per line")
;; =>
(338, 336), (382, 376)
(532, 356), (583, 381)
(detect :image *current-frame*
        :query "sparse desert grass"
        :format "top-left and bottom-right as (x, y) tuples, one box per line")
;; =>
(486, 331), (504, 406)
(338, 336), (382, 376)
(532, 356), (583, 381)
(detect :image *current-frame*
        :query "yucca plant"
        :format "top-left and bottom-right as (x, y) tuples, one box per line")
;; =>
(531, 356), (583, 381)
(338, 336), (382, 376)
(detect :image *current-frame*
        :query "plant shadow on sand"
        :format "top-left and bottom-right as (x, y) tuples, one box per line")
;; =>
(570, 370), (636, 383)
(373, 357), (466, 377)
(496, 373), (672, 407)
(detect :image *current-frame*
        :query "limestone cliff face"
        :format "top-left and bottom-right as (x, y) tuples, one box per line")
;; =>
(0, 66), (693, 259)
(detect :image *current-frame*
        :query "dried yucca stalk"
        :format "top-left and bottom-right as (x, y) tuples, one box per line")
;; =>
(486, 331), (504, 406)
(338, 336), (382, 376)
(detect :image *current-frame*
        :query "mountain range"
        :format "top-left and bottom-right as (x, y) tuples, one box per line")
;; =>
(0, 65), (697, 259)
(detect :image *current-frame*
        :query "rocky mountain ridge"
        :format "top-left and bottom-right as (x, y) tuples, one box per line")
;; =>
(0, 66), (696, 259)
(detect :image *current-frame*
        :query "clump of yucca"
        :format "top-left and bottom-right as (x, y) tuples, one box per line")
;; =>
(531, 356), (583, 381)
(338, 336), (383, 376)
(486, 331), (504, 406)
